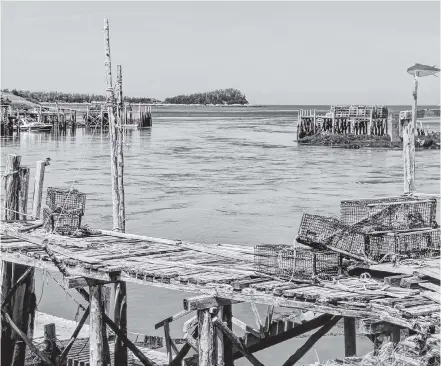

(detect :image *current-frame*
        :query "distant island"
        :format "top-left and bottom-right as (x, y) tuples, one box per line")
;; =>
(164, 89), (248, 105)
(1, 88), (249, 106)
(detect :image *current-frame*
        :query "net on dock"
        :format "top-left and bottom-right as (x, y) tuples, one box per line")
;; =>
(254, 245), (340, 280)
(46, 187), (86, 214)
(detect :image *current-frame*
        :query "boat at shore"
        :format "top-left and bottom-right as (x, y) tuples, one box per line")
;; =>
(15, 118), (53, 132)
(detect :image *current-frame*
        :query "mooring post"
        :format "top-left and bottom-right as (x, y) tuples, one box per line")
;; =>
(4, 154), (21, 220)
(343, 317), (356, 357)
(18, 166), (30, 221)
(411, 75), (418, 137)
(198, 309), (215, 366)
(32, 159), (49, 220)
(216, 307), (225, 366)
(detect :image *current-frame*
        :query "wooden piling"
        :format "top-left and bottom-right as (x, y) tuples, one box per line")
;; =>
(198, 309), (215, 366)
(31, 160), (48, 220)
(343, 317), (356, 357)
(389, 114), (400, 143)
(114, 281), (127, 366)
(223, 305), (233, 366)
(18, 167), (30, 221)
(411, 75), (418, 137)
(4, 154), (21, 220)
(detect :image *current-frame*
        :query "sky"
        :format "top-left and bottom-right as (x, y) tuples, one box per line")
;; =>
(1, 1), (440, 105)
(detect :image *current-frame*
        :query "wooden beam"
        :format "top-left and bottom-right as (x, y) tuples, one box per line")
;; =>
(57, 307), (90, 366)
(198, 309), (215, 366)
(213, 317), (265, 366)
(64, 276), (119, 289)
(344, 317), (356, 357)
(115, 64), (125, 232)
(170, 327), (198, 366)
(250, 302), (264, 336)
(216, 307), (225, 366)
(403, 122), (415, 193)
(235, 313), (334, 360)
(155, 309), (193, 329)
(231, 317), (262, 339)
(281, 316), (341, 366)
(164, 322), (173, 362)
(184, 295), (241, 311)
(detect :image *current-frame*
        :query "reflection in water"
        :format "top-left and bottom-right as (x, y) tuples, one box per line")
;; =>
(1, 108), (440, 365)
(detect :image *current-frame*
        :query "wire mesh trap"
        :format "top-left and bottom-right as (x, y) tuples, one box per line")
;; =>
(43, 187), (86, 235)
(296, 213), (367, 258)
(43, 208), (82, 235)
(367, 229), (441, 262)
(46, 187), (86, 214)
(254, 245), (340, 280)
(340, 197), (437, 231)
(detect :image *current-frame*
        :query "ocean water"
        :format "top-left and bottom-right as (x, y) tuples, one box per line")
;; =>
(1, 105), (440, 364)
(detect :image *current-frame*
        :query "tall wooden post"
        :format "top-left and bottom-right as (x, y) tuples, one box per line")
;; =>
(116, 65), (125, 232)
(343, 317), (356, 357)
(32, 160), (48, 220)
(104, 17), (120, 231)
(104, 19), (128, 366)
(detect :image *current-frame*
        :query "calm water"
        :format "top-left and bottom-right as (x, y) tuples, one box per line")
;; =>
(1, 105), (440, 363)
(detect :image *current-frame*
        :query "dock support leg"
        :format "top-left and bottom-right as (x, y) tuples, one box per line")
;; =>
(344, 317), (357, 357)
(198, 309), (215, 366)
(390, 326), (401, 344)
(90, 284), (108, 366)
(32, 159), (49, 220)
(223, 305), (233, 366)
(114, 281), (128, 366)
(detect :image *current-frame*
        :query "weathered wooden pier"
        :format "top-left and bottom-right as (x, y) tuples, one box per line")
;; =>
(1, 20), (440, 366)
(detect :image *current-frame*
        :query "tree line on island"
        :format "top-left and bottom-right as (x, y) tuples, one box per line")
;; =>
(1, 88), (249, 105)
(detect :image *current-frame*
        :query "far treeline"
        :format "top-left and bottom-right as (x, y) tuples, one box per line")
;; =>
(1, 89), (160, 104)
(1, 88), (249, 105)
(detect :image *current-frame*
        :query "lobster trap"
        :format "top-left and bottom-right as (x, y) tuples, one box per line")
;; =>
(254, 245), (340, 280)
(296, 213), (367, 258)
(367, 228), (441, 262)
(340, 197), (437, 231)
(43, 187), (86, 235)
(43, 208), (82, 235)
(46, 187), (86, 214)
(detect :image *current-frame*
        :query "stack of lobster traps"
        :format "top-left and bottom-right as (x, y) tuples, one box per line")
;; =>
(254, 196), (439, 280)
